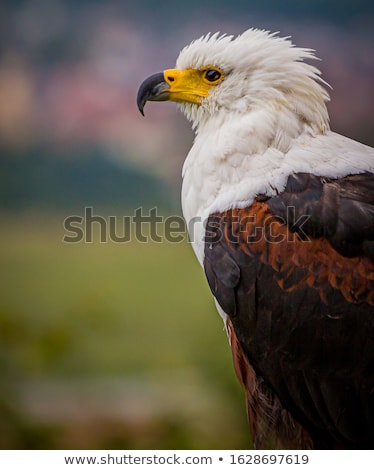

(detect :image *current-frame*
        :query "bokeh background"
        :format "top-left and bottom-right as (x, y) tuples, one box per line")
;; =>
(0, 0), (373, 450)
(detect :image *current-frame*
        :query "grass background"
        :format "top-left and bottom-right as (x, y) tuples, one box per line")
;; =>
(0, 212), (250, 449)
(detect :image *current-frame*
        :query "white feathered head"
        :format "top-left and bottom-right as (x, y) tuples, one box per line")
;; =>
(137, 28), (330, 132)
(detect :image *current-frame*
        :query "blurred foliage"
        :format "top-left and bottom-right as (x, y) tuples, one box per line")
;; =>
(0, 146), (173, 211)
(0, 215), (250, 449)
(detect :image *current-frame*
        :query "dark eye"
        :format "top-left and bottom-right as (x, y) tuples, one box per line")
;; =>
(204, 69), (222, 82)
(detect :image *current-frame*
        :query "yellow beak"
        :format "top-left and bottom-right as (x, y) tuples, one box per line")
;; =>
(137, 68), (211, 115)
(163, 69), (210, 104)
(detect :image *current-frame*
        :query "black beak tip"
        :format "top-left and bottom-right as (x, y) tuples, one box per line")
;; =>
(136, 72), (167, 117)
(136, 90), (146, 116)
(137, 102), (145, 116)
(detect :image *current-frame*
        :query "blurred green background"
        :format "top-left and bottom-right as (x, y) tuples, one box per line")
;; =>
(0, 0), (373, 449)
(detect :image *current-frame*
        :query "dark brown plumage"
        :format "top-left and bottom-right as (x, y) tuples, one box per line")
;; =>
(204, 173), (374, 449)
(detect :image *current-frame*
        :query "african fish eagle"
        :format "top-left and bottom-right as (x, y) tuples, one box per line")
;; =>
(137, 29), (374, 449)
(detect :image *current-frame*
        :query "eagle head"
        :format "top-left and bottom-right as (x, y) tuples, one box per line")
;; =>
(137, 29), (330, 133)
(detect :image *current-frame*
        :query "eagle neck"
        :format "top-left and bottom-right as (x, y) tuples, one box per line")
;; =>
(181, 105), (303, 262)
(182, 104), (314, 214)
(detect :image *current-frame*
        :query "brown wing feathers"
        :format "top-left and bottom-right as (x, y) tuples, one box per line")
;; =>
(207, 202), (373, 308)
(204, 172), (374, 449)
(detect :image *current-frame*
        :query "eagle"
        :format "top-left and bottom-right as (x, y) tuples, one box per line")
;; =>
(137, 29), (374, 449)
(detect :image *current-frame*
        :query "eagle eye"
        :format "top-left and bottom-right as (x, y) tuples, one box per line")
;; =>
(204, 69), (222, 83)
